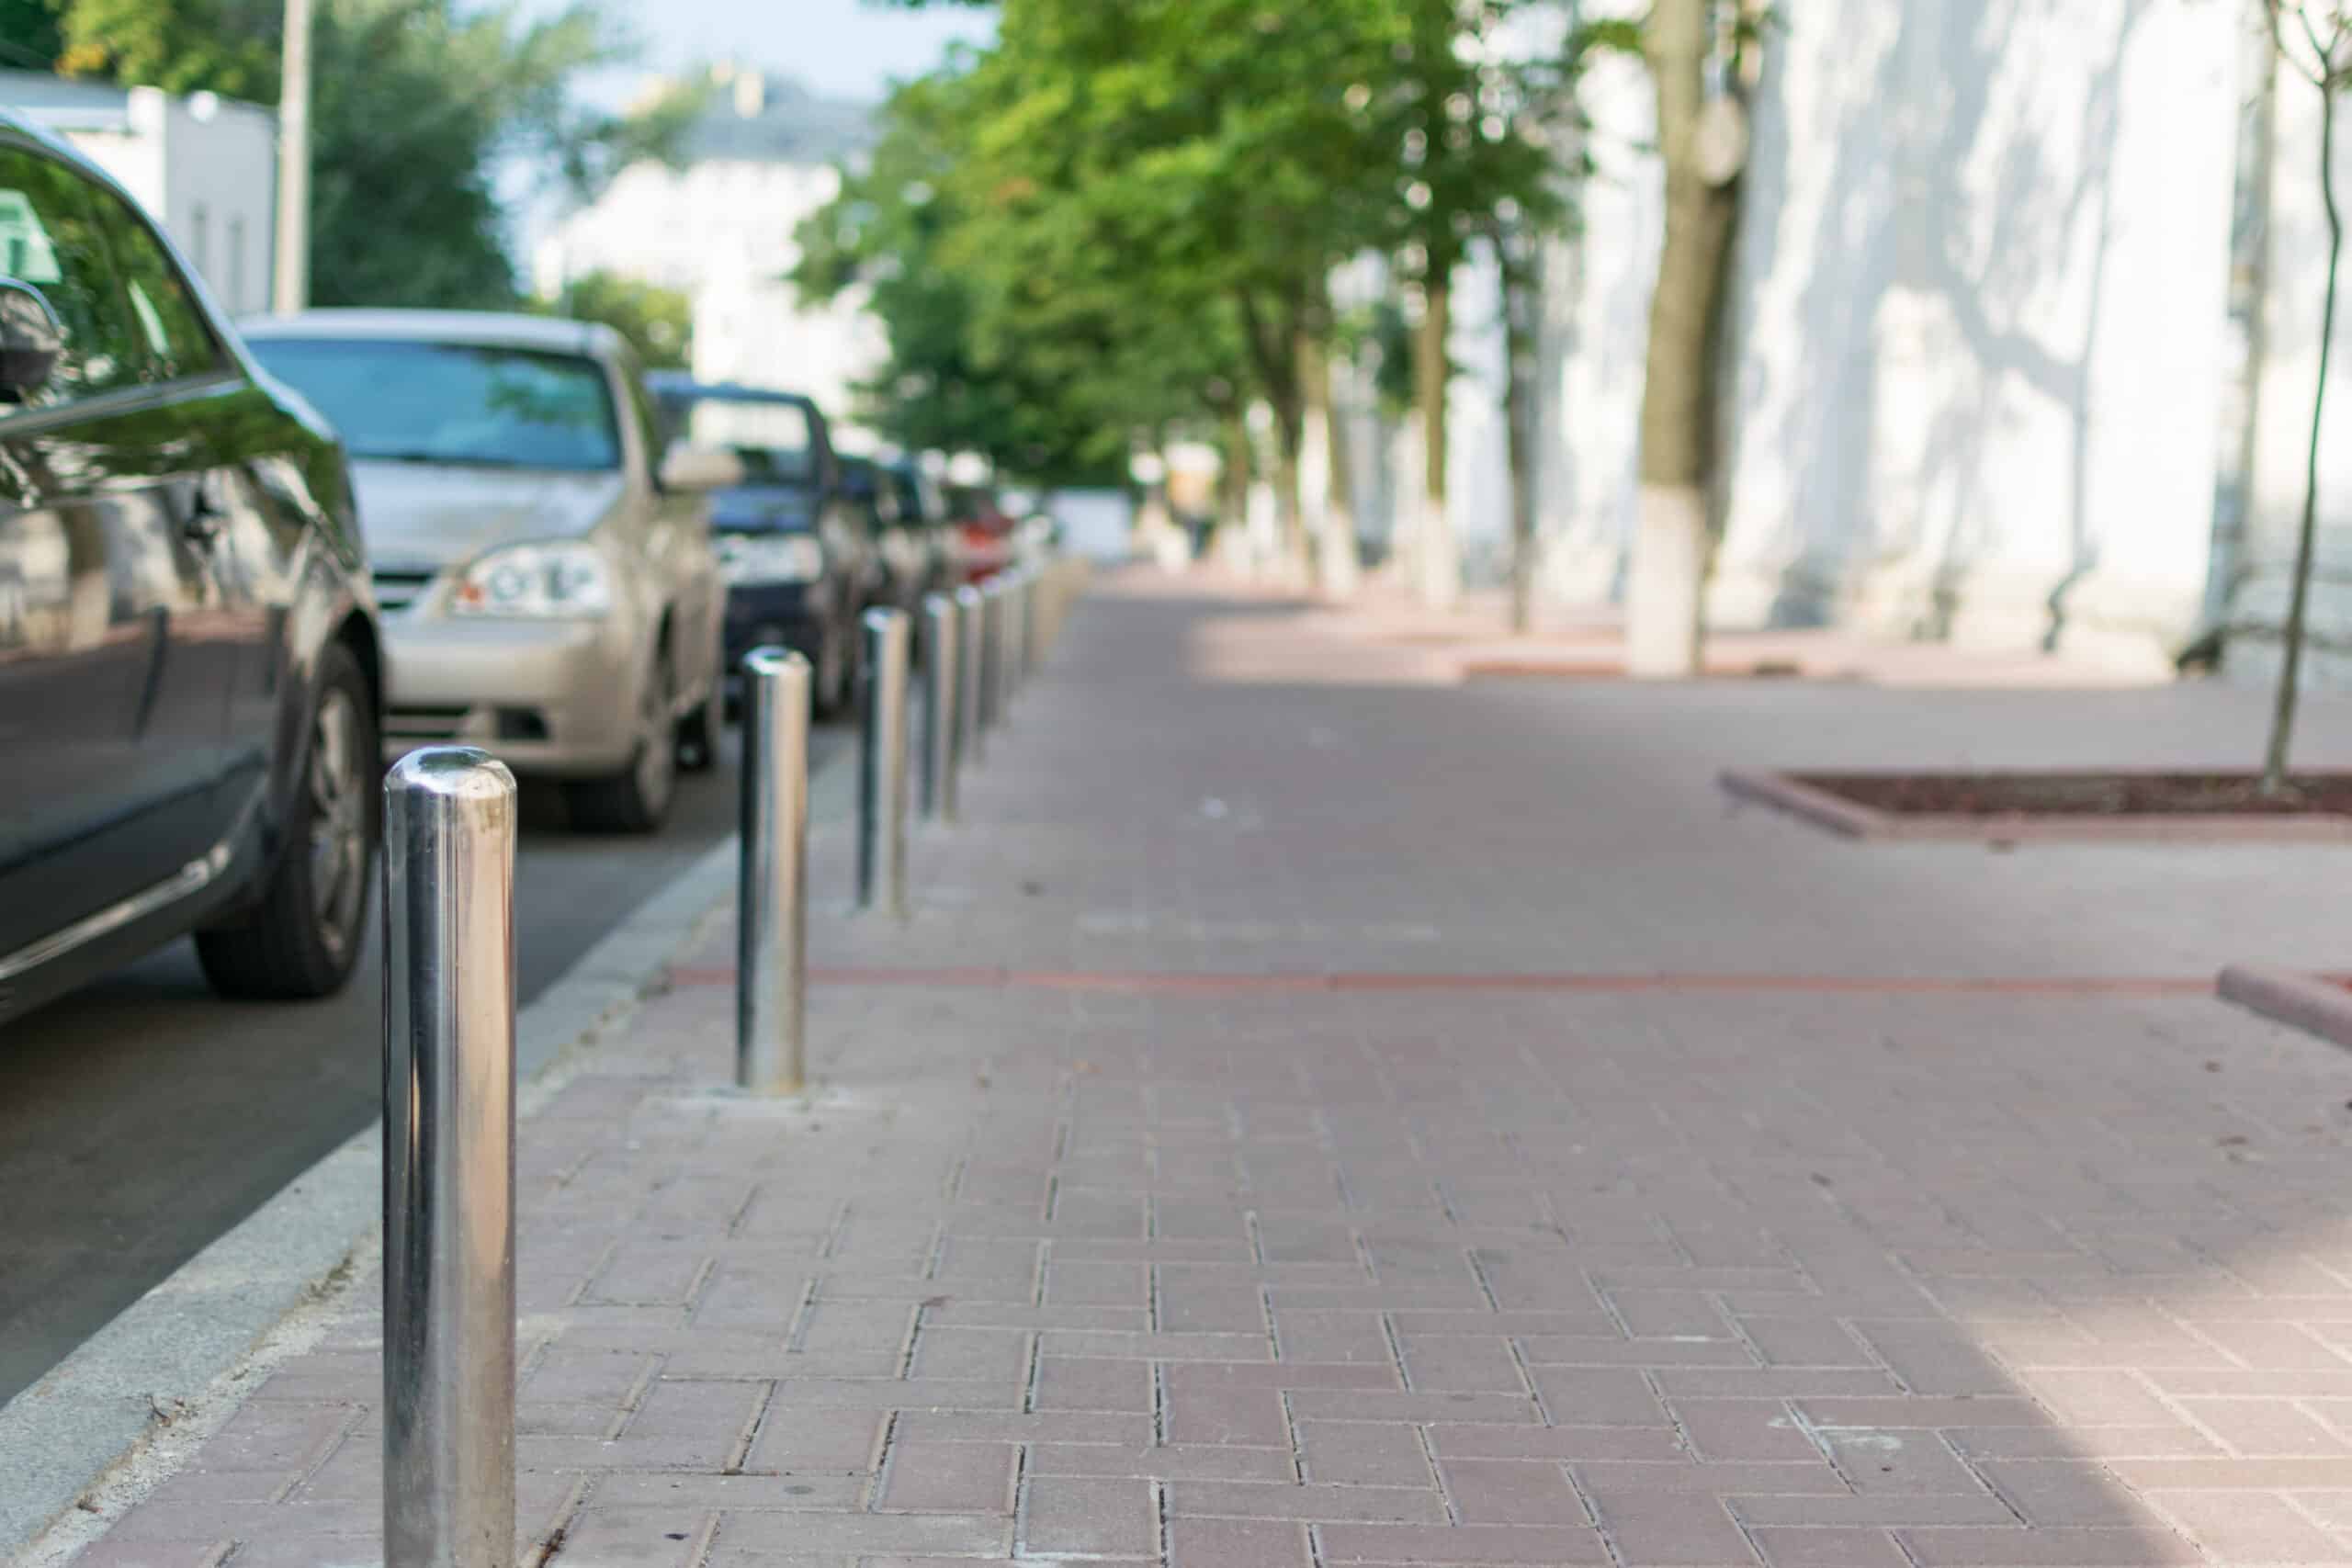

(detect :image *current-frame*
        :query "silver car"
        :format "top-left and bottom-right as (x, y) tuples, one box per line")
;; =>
(240, 310), (733, 832)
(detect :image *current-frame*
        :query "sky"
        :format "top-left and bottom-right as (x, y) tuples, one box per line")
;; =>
(594, 0), (998, 105)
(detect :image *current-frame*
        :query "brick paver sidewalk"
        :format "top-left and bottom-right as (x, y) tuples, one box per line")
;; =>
(73, 570), (2352, 1566)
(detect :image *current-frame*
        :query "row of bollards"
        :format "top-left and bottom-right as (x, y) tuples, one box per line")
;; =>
(375, 557), (1086, 1567)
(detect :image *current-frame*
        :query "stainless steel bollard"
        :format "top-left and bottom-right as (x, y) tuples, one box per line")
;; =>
(976, 581), (1003, 736)
(1003, 572), (1028, 704)
(955, 583), (986, 766)
(920, 593), (958, 822)
(738, 648), (810, 1094)
(1020, 568), (1042, 678)
(856, 607), (911, 916)
(384, 747), (517, 1568)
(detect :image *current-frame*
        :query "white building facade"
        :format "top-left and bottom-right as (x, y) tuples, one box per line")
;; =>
(1349, 0), (2346, 682)
(0, 72), (277, 318)
(532, 70), (887, 443)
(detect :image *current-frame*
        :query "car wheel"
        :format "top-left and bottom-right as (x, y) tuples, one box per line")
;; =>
(565, 649), (676, 833)
(196, 641), (379, 1000)
(814, 621), (853, 718)
(675, 682), (720, 773)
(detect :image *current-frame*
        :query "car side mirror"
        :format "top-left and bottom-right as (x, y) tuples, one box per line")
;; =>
(660, 444), (745, 492)
(0, 277), (64, 400)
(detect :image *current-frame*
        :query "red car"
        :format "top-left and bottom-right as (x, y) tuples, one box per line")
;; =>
(947, 484), (1019, 584)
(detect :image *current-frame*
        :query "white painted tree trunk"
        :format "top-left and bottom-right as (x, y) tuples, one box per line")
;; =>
(1626, 483), (1707, 676)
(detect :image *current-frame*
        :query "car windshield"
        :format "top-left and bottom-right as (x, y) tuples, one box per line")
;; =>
(247, 336), (621, 471)
(678, 396), (816, 486)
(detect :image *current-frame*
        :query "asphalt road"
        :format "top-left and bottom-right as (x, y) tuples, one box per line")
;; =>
(0, 724), (848, 1407)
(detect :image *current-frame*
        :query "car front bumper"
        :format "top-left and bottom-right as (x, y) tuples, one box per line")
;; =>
(381, 615), (646, 778)
(722, 580), (839, 679)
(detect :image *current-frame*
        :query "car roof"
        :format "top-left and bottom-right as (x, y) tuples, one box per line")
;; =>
(647, 374), (821, 411)
(237, 308), (617, 358)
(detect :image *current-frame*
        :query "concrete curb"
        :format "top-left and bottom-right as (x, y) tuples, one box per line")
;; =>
(1720, 768), (2352, 844)
(0, 741), (858, 1565)
(2217, 964), (2352, 1050)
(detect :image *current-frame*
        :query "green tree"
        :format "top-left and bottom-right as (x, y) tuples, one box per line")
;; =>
(55, 0), (277, 97)
(1605, 0), (1768, 676)
(34, 0), (684, 311)
(1375, 0), (1571, 610)
(537, 269), (692, 368)
(0, 0), (66, 71)
(2259, 1), (2352, 791)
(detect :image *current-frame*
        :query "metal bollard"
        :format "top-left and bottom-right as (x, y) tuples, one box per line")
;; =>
(384, 747), (517, 1568)
(955, 583), (986, 765)
(976, 580), (1003, 736)
(738, 648), (810, 1094)
(856, 607), (910, 916)
(1020, 568), (1042, 678)
(920, 593), (958, 822)
(987, 578), (1015, 724)
(1003, 572), (1029, 705)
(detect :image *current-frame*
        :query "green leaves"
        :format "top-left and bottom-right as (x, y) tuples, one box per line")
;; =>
(38, 0), (682, 310)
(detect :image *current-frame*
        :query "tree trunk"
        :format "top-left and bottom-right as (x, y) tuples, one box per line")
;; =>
(1503, 251), (1540, 634)
(1219, 412), (1253, 570)
(2266, 69), (2342, 792)
(1300, 332), (1361, 599)
(1272, 399), (1308, 588)
(1627, 0), (1743, 677)
(1413, 273), (1460, 608)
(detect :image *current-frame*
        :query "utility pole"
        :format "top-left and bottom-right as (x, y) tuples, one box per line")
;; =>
(272, 0), (312, 314)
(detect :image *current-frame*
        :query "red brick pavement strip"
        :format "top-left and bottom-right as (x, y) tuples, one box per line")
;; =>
(671, 966), (2221, 998)
(71, 573), (2352, 1568)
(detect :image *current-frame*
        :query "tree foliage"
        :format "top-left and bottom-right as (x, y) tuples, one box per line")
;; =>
(19, 0), (686, 310)
(536, 269), (692, 369)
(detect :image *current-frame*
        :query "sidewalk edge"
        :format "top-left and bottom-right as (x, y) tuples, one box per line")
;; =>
(2216, 964), (2352, 1051)
(0, 791), (778, 1564)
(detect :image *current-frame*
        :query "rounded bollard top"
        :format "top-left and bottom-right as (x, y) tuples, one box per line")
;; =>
(386, 745), (515, 805)
(862, 604), (907, 632)
(954, 583), (983, 607)
(922, 592), (954, 615)
(742, 645), (811, 679)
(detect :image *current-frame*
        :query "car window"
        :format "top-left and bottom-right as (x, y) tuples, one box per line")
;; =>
(681, 395), (816, 485)
(0, 146), (147, 411)
(87, 187), (222, 383)
(245, 336), (622, 471)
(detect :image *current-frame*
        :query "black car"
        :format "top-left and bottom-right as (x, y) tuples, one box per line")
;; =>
(873, 454), (950, 614)
(646, 375), (876, 715)
(0, 116), (383, 1025)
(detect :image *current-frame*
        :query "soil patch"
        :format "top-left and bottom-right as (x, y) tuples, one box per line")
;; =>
(1720, 769), (2352, 843)
(1794, 771), (2352, 818)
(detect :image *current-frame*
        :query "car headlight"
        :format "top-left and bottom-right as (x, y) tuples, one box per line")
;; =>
(718, 533), (825, 585)
(451, 541), (614, 618)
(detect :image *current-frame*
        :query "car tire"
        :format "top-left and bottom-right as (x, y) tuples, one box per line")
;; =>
(566, 649), (677, 833)
(675, 682), (720, 773)
(814, 622), (853, 719)
(196, 641), (379, 1001)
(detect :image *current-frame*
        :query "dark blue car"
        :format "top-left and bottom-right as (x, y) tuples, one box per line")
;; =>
(647, 375), (877, 716)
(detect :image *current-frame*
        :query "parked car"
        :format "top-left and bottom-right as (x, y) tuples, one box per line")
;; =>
(880, 454), (951, 608)
(946, 483), (1019, 584)
(0, 116), (383, 1023)
(647, 375), (876, 716)
(240, 310), (730, 833)
(838, 453), (927, 616)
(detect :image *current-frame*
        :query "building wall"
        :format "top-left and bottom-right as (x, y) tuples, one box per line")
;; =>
(58, 89), (277, 317)
(1702, 0), (2241, 661)
(534, 159), (886, 429)
(1412, 0), (2243, 673)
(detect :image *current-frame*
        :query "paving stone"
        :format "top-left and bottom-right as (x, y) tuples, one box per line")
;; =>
(72, 578), (2352, 1568)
